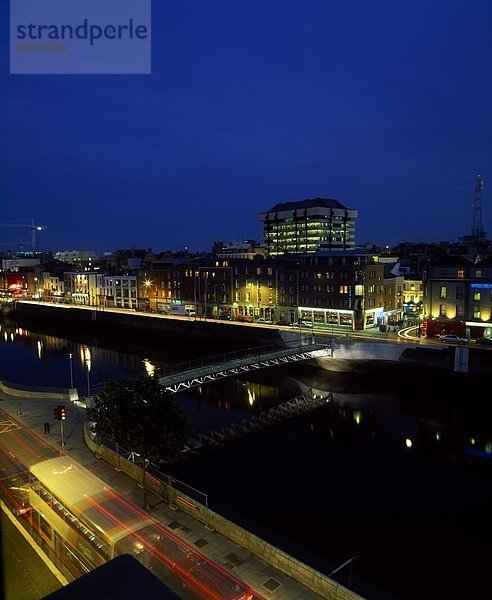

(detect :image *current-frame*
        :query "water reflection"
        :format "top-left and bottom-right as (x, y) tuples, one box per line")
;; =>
(298, 401), (379, 443)
(0, 320), (168, 388)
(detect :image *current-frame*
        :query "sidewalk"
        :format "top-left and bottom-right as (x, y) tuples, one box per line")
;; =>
(0, 390), (346, 600)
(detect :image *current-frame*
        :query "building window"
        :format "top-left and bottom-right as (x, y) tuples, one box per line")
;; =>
(473, 306), (481, 319)
(440, 286), (447, 299)
(456, 288), (463, 300)
(440, 270), (447, 278)
(456, 305), (464, 318)
(339, 285), (348, 294)
(246, 292), (251, 302)
(474, 292), (481, 301)
(457, 269), (464, 279)
(439, 304), (446, 317)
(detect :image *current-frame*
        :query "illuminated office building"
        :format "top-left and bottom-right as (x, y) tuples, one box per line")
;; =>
(259, 197), (358, 256)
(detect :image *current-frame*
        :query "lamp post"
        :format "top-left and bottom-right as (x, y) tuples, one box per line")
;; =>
(68, 353), (74, 389)
(144, 279), (151, 311)
(193, 271), (198, 320)
(204, 272), (208, 320)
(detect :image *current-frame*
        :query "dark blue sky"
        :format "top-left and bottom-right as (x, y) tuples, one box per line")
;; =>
(1, 0), (492, 253)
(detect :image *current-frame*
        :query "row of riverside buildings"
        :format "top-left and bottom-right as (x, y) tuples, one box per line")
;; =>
(1, 198), (491, 338)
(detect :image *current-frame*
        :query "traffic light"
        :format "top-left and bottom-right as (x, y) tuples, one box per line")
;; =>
(53, 406), (66, 421)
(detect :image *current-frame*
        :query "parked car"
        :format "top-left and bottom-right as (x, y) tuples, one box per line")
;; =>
(235, 316), (253, 323)
(288, 320), (313, 327)
(475, 337), (492, 346)
(438, 334), (468, 344)
(255, 318), (272, 324)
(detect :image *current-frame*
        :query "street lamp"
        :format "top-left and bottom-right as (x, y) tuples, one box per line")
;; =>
(68, 353), (74, 389)
(144, 279), (152, 311)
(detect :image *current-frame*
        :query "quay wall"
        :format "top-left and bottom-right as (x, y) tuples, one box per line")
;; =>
(7, 302), (283, 353)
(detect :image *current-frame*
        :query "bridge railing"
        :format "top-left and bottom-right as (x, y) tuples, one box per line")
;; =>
(157, 336), (315, 378)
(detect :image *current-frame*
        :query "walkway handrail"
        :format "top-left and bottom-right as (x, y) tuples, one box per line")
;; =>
(157, 336), (315, 378)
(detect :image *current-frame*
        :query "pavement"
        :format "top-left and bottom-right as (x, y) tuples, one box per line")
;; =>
(0, 388), (335, 600)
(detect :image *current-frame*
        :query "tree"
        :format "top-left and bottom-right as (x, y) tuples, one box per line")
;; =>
(87, 376), (192, 465)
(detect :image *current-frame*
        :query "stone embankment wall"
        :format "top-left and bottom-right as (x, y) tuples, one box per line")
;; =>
(0, 380), (70, 400)
(10, 302), (283, 353)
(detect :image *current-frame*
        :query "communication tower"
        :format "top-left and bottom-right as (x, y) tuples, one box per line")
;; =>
(471, 173), (486, 242)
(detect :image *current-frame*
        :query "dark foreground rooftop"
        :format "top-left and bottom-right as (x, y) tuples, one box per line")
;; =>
(43, 554), (181, 600)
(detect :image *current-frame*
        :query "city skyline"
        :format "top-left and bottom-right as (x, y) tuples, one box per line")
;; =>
(1, 1), (492, 252)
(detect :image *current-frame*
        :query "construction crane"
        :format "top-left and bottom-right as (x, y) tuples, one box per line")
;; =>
(0, 219), (48, 257)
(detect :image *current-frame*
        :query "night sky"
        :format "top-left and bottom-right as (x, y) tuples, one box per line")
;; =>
(1, 0), (492, 253)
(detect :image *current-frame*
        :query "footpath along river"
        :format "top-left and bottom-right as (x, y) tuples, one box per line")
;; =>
(1, 317), (491, 600)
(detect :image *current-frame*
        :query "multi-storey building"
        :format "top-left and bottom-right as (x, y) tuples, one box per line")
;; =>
(103, 275), (138, 309)
(422, 256), (492, 338)
(54, 250), (101, 268)
(121, 252), (390, 330)
(41, 273), (64, 298)
(259, 197), (358, 256)
(382, 274), (404, 327)
(402, 277), (424, 315)
(64, 272), (103, 305)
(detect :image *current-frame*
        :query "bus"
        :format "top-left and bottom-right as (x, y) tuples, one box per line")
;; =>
(2, 453), (254, 600)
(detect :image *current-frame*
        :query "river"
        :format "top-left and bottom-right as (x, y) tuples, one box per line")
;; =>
(1, 317), (491, 600)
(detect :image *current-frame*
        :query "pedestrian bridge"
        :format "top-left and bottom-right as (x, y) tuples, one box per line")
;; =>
(157, 337), (332, 394)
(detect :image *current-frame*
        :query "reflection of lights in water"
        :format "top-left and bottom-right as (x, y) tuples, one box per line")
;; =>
(486, 441), (492, 454)
(83, 346), (91, 371)
(247, 388), (255, 406)
(3, 332), (7, 342)
(37, 340), (42, 358)
(10, 333), (14, 342)
(435, 432), (441, 441)
(469, 437), (475, 446)
(405, 438), (413, 448)
(353, 410), (362, 425)
(143, 359), (155, 377)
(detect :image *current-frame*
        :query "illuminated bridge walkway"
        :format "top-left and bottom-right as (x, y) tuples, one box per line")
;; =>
(188, 389), (334, 452)
(157, 338), (332, 394)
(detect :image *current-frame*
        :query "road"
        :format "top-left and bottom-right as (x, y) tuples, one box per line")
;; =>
(1, 506), (63, 600)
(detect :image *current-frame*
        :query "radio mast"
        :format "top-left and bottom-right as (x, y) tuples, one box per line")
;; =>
(471, 173), (486, 242)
